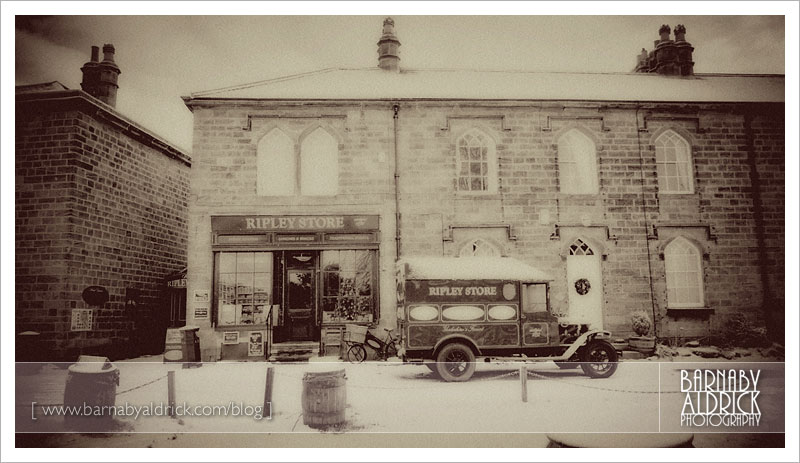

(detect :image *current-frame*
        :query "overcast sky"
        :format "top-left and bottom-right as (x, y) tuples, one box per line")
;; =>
(15, 14), (785, 152)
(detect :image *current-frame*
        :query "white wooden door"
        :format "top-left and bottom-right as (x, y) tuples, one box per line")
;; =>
(566, 238), (604, 329)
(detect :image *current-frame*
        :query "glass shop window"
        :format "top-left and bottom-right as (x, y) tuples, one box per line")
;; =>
(218, 252), (273, 326)
(321, 250), (375, 323)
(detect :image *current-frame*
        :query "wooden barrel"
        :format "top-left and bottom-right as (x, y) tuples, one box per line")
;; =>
(301, 369), (346, 428)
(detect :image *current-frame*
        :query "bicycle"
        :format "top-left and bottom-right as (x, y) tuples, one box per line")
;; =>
(345, 325), (400, 363)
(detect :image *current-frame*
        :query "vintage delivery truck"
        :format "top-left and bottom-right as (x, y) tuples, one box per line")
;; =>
(395, 257), (619, 382)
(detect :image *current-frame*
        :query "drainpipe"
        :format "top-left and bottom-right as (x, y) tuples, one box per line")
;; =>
(743, 109), (775, 340)
(393, 103), (401, 260)
(635, 106), (659, 338)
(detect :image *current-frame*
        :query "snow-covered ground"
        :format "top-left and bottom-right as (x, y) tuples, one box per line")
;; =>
(15, 351), (784, 447)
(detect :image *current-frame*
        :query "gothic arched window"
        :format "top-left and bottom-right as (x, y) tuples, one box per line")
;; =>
(459, 238), (501, 257)
(300, 127), (338, 196)
(257, 128), (295, 196)
(664, 237), (705, 308)
(655, 130), (694, 194)
(558, 129), (598, 194)
(456, 129), (498, 193)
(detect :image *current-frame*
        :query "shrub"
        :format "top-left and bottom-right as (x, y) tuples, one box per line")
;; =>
(721, 313), (769, 348)
(631, 310), (652, 337)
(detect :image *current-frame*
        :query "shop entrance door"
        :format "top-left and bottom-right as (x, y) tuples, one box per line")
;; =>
(285, 253), (318, 341)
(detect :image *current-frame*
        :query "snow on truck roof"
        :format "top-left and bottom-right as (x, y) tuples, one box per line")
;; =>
(398, 257), (553, 283)
(186, 68), (784, 103)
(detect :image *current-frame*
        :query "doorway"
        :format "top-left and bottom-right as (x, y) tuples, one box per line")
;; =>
(566, 238), (604, 329)
(283, 251), (319, 341)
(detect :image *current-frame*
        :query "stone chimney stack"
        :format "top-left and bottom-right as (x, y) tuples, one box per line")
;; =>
(81, 43), (121, 107)
(377, 17), (400, 72)
(634, 25), (694, 76)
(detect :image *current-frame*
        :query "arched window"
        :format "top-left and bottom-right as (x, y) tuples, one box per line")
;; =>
(664, 237), (705, 308)
(568, 238), (595, 256)
(459, 238), (500, 257)
(257, 128), (295, 196)
(557, 129), (598, 194)
(300, 127), (338, 196)
(655, 130), (694, 194)
(456, 129), (497, 193)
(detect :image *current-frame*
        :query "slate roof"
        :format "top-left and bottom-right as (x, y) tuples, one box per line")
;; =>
(186, 68), (784, 103)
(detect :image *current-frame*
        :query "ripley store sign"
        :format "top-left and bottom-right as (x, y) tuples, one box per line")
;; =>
(212, 215), (380, 233)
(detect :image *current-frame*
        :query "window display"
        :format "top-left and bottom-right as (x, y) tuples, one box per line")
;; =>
(217, 252), (273, 326)
(321, 250), (375, 323)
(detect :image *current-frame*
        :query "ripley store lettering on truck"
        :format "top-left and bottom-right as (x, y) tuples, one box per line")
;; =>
(428, 286), (498, 297)
(407, 280), (516, 303)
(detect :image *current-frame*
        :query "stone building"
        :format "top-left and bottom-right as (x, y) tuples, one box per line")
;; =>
(15, 45), (191, 361)
(181, 19), (784, 360)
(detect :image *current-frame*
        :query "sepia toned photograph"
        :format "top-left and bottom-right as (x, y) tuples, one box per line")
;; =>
(4, 3), (796, 461)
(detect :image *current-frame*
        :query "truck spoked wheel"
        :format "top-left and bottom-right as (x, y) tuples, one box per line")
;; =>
(435, 343), (476, 382)
(580, 340), (619, 379)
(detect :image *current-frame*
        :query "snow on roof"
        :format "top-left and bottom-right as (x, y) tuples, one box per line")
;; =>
(15, 81), (70, 94)
(399, 256), (553, 282)
(187, 68), (784, 103)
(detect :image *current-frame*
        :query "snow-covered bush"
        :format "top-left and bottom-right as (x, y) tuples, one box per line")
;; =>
(631, 310), (652, 337)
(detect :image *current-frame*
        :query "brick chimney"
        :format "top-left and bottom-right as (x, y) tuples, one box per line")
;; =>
(377, 17), (400, 72)
(634, 25), (694, 76)
(81, 43), (121, 107)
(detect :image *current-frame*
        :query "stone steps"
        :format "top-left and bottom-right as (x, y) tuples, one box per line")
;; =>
(269, 341), (318, 362)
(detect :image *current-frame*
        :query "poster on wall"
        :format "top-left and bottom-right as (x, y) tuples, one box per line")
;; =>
(248, 331), (264, 357)
(222, 331), (239, 345)
(70, 309), (93, 331)
(194, 290), (209, 303)
(194, 307), (209, 319)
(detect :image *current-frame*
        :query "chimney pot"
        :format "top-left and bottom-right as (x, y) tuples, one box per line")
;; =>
(81, 43), (121, 107)
(659, 24), (671, 42)
(674, 24), (687, 42)
(102, 43), (116, 62)
(377, 17), (400, 72)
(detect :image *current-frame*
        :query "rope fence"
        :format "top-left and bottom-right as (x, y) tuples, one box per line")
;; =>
(20, 361), (681, 412)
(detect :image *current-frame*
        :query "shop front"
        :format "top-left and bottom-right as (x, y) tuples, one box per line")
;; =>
(210, 215), (381, 359)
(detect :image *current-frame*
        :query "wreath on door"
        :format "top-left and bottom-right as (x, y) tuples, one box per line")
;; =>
(574, 278), (591, 296)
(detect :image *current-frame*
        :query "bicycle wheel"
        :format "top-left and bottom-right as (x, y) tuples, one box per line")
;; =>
(347, 344), (367, 363)
(384, 342), (398, 359)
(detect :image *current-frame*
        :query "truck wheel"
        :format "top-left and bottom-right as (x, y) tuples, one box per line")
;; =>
(554, 361), (579, 370)
(435, 343), (476, 382)
(580, 340), (618, 379)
